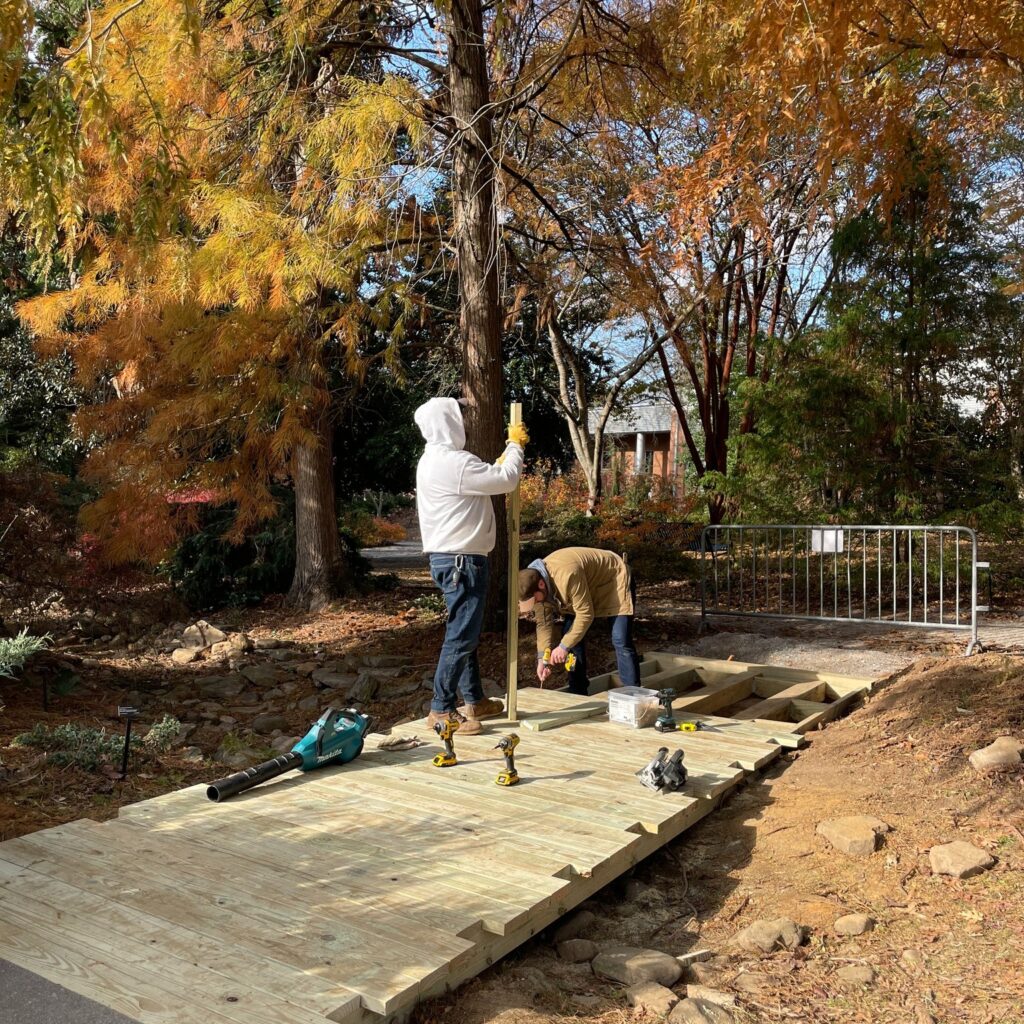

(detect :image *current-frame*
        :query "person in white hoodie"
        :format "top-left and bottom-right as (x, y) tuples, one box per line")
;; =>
(414, 397), (528, 735)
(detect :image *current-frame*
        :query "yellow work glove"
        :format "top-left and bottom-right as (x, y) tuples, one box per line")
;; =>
(506, 422), (529, 448)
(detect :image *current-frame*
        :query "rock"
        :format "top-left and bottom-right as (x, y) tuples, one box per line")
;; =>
(195, 675), (245, 700)
(512, 966), (555, 998)
(571, 994), (602, 1010)
(901, 949), (925, 969)
(968, 736), (1023, 772)
(928, 840), (996, 879)
(292, 661), (320, 677)
(686, 963), (721, 985)
(213, 744), (263, 768)
(834, 913), (875, 937)
(180, 746), (205, 762)
(626, 982), (679, 1017)
(361, 654), (410, 668)
(675, 950), (715, 969)
(271, 734), (301, 753)
(668, 998), (734, 1024)
(207, 641), (233, 660)
(348, 675), (379, 704)
(240, 664), (279, 686)
(732, 973), (768, 994)
(817, 816), (891, 856)
(836, 964), (876, 987)
(228, 632), (253, 653)
(592, 946), (683, 987)
(732, 918), (805, 954)
(481, 677), (504, 699)
(312, 669), (358, 691)
(553, 909), (597, 943)
(253, 714), (289, 735)
(297, 695), (320, 712)
(557, 939), (598, 963)
(684, 986), (734, 1008)
(182, 620), (227, 650)
(171, 647), (199, 665)
(253, 637), (281, 650)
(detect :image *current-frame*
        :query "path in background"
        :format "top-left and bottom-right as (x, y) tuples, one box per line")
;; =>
(362, 518), (427, 571)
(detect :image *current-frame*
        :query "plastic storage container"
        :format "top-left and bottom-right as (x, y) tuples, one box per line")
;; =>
(607, 686), (661, 728)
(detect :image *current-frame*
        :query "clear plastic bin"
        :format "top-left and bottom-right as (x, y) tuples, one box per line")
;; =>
(607, 686), (661, 728)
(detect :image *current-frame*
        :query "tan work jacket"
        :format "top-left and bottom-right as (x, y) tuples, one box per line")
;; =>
(534, 547), (634, 653)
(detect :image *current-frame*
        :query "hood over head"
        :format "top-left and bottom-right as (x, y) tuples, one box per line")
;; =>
(414, 397), (466, 450)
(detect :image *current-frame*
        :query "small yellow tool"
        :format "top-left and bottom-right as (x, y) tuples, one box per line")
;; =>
(494, 733), (520, 786)
(432, 717), (459, 767)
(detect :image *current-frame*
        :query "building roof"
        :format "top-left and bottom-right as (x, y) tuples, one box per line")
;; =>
(589, 401), (674, 435)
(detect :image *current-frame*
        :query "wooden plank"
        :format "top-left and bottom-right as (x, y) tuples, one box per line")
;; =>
(506, 399), (522, 722)
(0, 857), (359, 1024)
(730, 680), (825, 721)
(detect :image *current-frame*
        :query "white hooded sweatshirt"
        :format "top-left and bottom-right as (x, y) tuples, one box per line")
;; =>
(414, 397), (524, 555)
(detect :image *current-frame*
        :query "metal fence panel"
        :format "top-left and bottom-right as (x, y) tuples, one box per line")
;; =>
(700, 525), (980, 654)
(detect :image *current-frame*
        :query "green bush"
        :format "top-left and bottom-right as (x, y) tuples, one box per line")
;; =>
(0, 628), (50, 679)
(162, 495), (297, 610)
(13, 722), (134, 769)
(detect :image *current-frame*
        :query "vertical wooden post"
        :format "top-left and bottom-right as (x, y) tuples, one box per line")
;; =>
(505, 401), (522, 722)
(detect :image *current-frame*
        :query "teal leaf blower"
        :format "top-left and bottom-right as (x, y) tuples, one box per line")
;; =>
(206, 707), (372, 802)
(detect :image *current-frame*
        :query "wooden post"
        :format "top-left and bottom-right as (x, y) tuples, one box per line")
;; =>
(505, 401), (522, 722)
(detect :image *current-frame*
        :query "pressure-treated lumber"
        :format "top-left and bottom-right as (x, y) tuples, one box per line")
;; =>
(0, 656), (875, 1024)
(504, 401), (522, 723)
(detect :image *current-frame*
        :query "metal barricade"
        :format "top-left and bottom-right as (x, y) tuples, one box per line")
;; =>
(699, 525), (981, 654)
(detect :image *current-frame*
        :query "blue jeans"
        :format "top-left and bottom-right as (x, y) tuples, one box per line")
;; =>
(563, 580), (640, 695)
(429, 553), (489, 712)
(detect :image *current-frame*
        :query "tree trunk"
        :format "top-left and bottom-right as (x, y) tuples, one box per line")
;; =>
(447, 0), (506, 627)
(287, 413), (350, 611)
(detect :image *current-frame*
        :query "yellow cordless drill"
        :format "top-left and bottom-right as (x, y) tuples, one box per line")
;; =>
(432, 717), (459, 768)
(494, 733), (520, 786)
(542, 647), (577, 672)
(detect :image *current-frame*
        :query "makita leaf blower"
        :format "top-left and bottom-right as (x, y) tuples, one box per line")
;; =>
(206, 707), (372, 802)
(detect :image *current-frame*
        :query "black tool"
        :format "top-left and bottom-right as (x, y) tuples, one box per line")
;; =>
(655, 689), (677, 732)
(118, 706), (139, 778)
(636, 747), (687, 793)
(494, 733), (520, 786)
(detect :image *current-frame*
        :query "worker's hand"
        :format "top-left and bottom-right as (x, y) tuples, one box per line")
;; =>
(549, 644), (568, 666)
(537, 662), (552, 684)
(506, 422), (529, 448)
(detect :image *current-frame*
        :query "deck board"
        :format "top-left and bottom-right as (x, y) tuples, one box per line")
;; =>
(0, 655), (874, 1024)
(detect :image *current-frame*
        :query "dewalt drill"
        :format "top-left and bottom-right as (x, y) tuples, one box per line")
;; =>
(494, 733), (520, 786)
(432, 717), (459, 768)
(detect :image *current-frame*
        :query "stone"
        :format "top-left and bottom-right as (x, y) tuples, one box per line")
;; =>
(312, 669), (358, 690)
(732, 918), (805, 954)
(968, 736), (1023, 772)
(207, 641), (233, 660)
(928, 840), (996, 879)
(626, 983), (679, 1017)
(271, 734), (301, 754)
(817, 816), (891, 856)
(180, 746), (205, 762)
(675, 950), (715, 968)
(553, 909), (597, 943)
(592, 947), (684, 987)
(557, 939), (598, 963)
(901, 949), (925, 968)
(834, 913), (875, 937)
(228, 632), (253, 653)
(297, 695), (320, 712)
(668, 998), (734, 1024)
(213, 744), (263, 768)
(348, 675), (379, 704)
(570, 994), (602, 1010)
(182, 620), (227, 650)
(171, 647), (199, 665)
(253, 714), (289, 735)
(240, 664), (279, 686)
(292, 662), (320, 677)
(361, 654), (410, 668)
(253, 637), (281, 650)
(481, 677), (504, 699)
(684, 986), (734, 1008)
(732, 973), (768, 994)
(686, 964), (721, 985)
(836, 964), (876, 987)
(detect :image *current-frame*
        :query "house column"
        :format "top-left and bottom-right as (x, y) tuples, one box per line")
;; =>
(635, 432), (645, 474)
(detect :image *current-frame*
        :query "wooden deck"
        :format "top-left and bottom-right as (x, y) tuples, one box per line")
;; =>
(0, 655), (874, 1024)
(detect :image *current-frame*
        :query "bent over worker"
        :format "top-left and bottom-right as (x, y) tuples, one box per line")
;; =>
(415, 397), (528, 735)
(518, 547), (640, 696)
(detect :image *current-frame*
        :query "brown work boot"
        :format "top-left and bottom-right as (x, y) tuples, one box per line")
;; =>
(458, 697), (505, 721)
(426, 709), (482, 736)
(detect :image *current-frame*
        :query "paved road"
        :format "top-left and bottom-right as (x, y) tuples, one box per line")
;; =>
(361, 538), (427, 570)
(3, 960), (137, 1024)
